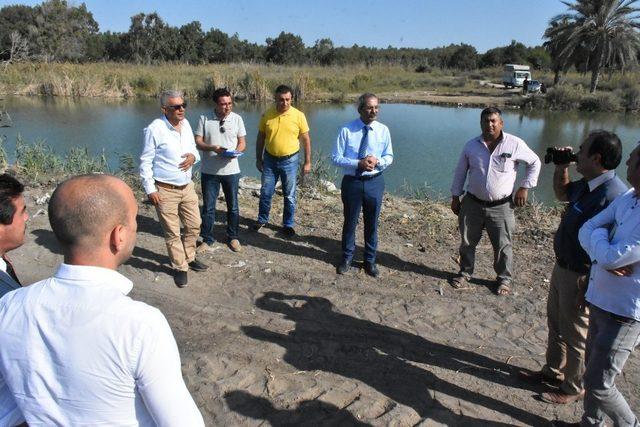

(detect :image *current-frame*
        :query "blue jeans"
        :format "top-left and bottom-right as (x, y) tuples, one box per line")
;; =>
(340, 173), (384, 264)
(200, 172), (240, 244)
(582, 305), (640, 427)
(258, 152), (299, 228)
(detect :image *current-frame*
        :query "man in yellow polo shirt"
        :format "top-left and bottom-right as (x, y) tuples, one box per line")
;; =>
(254, 84), (312, 237)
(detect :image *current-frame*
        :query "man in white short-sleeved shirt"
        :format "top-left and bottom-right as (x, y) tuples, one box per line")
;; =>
(0, 174), (204, 426)
(195, 88), (247, 253)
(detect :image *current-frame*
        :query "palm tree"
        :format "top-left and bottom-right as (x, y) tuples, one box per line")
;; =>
(543, 0), (640, 93)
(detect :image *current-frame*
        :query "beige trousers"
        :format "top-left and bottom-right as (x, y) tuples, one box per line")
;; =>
(155, 182), (201, 271)
(543, 262), (590, 395)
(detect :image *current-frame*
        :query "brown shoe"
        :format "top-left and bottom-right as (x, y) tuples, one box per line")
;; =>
(541, 390), (585, 405)
(517, 369), (562, 387)
(229, 239), (242, 252)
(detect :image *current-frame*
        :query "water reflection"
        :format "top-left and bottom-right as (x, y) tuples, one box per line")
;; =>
(1, 96), (638, 204)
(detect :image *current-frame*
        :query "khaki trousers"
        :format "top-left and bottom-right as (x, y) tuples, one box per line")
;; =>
(155, 182), (201, 272)
(543, 262), (590, 395)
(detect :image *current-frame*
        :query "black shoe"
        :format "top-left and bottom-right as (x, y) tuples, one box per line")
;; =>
(282, 226), (296, 237)
(173, 270), (188, 288)
(336, 260), (351, 274)
(364, 262), (379, 278)
(252, 222), (266, 231)
(188, 259), (209, 272)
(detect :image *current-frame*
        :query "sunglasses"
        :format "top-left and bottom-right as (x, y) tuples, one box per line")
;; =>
(165, 102), (187, 111)
(219, 119), (225, 133)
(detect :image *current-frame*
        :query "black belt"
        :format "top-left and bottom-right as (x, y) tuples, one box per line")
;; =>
(556, 258), (588, 275)
(265, 151), (299, 161)
(465, 192), (511, 207)
(348, 172), (382, 181)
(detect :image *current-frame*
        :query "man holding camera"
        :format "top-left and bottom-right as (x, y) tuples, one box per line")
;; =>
(520, 131), (627, 405)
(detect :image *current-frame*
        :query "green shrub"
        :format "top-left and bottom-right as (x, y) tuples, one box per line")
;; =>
(622, 86), (640, 111)
(350, 74), (372, 90)
(546, 85), (585, 110)
(579, 92), (621, 112)
(520, 94), (546, 110)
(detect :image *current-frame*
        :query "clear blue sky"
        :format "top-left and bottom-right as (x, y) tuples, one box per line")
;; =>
(0, 0), (569, 52)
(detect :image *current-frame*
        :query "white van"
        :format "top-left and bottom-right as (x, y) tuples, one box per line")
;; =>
(502, 64), (531, 88)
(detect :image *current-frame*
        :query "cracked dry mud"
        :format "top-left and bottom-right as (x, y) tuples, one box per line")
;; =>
(15, 186), (639, 426)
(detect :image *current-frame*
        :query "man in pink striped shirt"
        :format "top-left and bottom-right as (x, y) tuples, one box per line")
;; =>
(450, 107), (541, 295)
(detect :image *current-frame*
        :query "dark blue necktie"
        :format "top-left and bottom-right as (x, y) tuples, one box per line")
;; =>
(356, 125), (370, 176)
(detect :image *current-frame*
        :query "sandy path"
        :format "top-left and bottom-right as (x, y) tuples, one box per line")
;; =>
(13, 186), (639, 426)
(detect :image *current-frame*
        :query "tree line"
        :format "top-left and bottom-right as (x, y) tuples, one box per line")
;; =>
(0, 0), (551, 70)
(2, 0), (640, 94)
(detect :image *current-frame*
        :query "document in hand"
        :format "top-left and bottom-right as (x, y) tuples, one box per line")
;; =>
(220, 150), (244, 158)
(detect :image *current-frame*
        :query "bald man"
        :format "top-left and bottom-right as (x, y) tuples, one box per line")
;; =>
(0, 175), (204, 426)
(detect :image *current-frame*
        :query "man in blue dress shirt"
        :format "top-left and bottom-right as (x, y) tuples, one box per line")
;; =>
(331, 93), (393, 277)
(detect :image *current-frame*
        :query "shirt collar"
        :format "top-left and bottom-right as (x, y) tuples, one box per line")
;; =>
(357, 118), (376, 129)
(162, 115), (182, 131)
(587, 170), (616, 192)
(54, 264), (133, 295)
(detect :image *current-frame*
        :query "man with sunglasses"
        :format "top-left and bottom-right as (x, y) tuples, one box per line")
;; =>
(254, 85), (311, 237)
(140, 90), (208, 288)
(195, 88), (246, 253)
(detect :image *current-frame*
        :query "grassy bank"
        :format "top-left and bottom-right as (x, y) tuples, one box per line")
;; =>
(3, 62), (637, 111)
(0, 62), (501, 102)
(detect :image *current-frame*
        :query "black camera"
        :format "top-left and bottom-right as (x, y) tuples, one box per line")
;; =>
(544, 147), (577, 165)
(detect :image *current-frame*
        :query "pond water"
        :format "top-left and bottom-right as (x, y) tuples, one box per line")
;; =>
(1, 96), (639, 204)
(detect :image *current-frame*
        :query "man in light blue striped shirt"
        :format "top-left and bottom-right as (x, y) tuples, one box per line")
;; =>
(572, 143), (640, 427)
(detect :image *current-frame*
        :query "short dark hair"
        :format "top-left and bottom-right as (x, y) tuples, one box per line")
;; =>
(48, 174), (128, 248)
(480, 107), (502, 120)
(274, 85), (293, 96)
(586, 130), (623, 170)
(212, 88), (232, 103)
(0, 174), (24, 226)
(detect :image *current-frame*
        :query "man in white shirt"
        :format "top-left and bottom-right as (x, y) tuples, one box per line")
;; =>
(195, 88), (246, 253)
(450, 107), (541, 295)
(140, 90), (208, 287)
(0, 174), (204, 426)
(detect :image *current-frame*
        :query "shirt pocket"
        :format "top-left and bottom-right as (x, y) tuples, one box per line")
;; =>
(492, 155), (515, 173)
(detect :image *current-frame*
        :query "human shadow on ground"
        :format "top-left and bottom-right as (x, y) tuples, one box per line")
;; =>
(31, 229), (63, 255)
(235, 215), (452, 281)
(242, 292), (549, 426)
(135, 213), (165, 238)
(225, 390), (371, 426)
(124, 246), (172, 275)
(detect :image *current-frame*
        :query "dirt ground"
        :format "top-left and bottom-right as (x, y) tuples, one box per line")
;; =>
(12, 182), (639, 426)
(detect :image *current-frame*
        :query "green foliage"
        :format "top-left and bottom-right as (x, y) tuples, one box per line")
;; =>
(622, 86), (640, 111)
(520, 93), (547, 110)
(350, 74), (372, 90)
(0, 136), (8, 171)
(543, 0), (640, 92)
(265, 32), (305, 65)
(546, 85), (585, 109)
(63, 147), (108, 174)
(579, 92), (621, 112)
(15, 135), (62, 180)
(298, 150), (337, 197)
(10, 134), (110, 182)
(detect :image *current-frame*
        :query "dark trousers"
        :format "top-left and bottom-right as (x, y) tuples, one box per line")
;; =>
(200, 172), (240, 243)
(340, 173), (384, 264)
